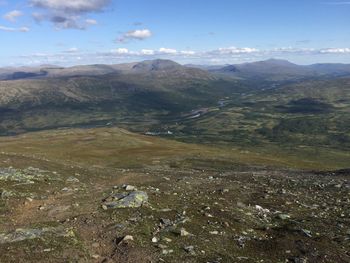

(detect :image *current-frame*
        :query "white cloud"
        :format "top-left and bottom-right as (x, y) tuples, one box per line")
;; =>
(217, 46), (259, 54)
(126, 29), (152, 39)
(111, 48), (129, 54)
(11, 45), (350, 67)
(118, 29), (152, 42)
(319, 48), (350, 53)
(64, 47), (80, 53)
(180, 50), (196, 55)
(159, 47), (177, 54)
(271, 47), (315, 53)
(3, 10), (23, 22)
(0, 25), (29, 32)
(141, 49), (155, 55)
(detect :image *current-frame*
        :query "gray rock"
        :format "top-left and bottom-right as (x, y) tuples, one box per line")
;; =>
(102, 191), (148, 209)
(0, 227), (73, 244)
(123, 185), (136, 191)
(184, 245), (196, 255)
(66, 177), (80, 183)
(277, 214), (291, 220)
(160, 218), (172, 226)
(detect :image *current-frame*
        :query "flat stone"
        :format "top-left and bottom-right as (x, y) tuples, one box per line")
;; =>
(103, 191), (148, 209)
(124, 185), (136, 191)
(118, 235), (134, 245)
(0, 227), (72, 244)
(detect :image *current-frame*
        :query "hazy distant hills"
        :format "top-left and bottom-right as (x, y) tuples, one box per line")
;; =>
(0, 59), (220, 112)
(190, 59), (350, 81)
(0, 59), (213, 81)
(2, 58), (350, 82)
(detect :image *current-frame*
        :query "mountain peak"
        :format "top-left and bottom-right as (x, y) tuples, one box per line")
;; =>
(261, 58), (297, 66)
(132, 59), (182, 72)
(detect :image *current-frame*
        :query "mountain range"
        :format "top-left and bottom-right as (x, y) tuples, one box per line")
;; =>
(0, 59), (349, 168)
(2, 59), (350, 81)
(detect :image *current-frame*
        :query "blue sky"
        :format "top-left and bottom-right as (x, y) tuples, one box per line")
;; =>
(1, 0), (350, 66)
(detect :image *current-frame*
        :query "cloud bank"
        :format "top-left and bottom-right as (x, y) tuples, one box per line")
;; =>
(30, 0), (110, 29)
(13, 45), (350, 66)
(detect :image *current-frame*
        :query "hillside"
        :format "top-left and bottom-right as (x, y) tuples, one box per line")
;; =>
(0, 59), (349, 262)
(0, 127), (349, 262)
(0, 60), (349, 170)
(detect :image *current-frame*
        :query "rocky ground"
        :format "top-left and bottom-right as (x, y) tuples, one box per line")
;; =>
(0, 158), (349, 262)
(0, 128), (349, 262)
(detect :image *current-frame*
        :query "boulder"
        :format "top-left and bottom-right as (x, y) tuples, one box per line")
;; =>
(102, 191), (148, 209)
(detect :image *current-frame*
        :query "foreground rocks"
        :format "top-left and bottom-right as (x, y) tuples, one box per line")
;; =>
(102, 189), (149, 209)
(0, 161), (349, 263)
(0, 227), (75, 244)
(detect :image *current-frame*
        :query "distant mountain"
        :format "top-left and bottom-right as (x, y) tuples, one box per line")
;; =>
(3, 59), (350, 82)
(0, 59), (236, 134)
(192, 59), (350, 81)
(307, 63), (350, 76)
(131, 59), (182, 72)
(0, 59), (214, 82)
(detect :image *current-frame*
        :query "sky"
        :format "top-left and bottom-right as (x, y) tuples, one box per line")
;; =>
(0, 0), (350, 66)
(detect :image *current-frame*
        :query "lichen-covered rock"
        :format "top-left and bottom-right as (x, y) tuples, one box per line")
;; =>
(66, 176), (80, 183)
(102, 191), (148, 209)
(0, 189), (14, 199)
(0, 167), (55, 184)
(0, 227), (73, 244)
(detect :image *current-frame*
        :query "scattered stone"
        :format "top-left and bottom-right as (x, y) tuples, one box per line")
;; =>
(157, 244), (168, 249)
(162, 237), (172, 243)
(159, 208), (172, 212)
(301, 229), (312, 238)
(180, 228), (192, 237)
(235, 236), (250, 248)
(255, 205), (270, 214)
(210, 230), (219, 235)
(204, 212), (214, 218)
(162, 249), (174, 255)
(118, 235), (134, 245)
(277, 214), (291, 220)
(66, 177), (80, 183)
(184, 245), (196, 255)
(123, 185), (136, 191)
(102, 191), (148, 209)
(288, 257), (307, 263)
(152, 237), (158, 243)
(160, 218), (172, 226)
